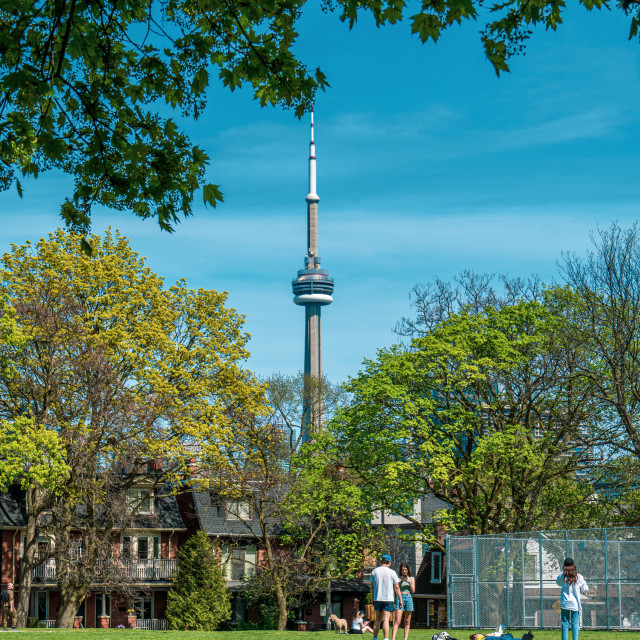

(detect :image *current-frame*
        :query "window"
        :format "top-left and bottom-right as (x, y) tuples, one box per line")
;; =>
(22, 535), (53, 557)
(129, 489), (153, 513)
(70, 539), (84, 562)
(133, 596), (153, 619)
(431, 551), (442, 583)
(29, 591), (48, 621)
(121, 534), (160, 560)
(226, 501), (251, 521)
(231, 549), (245, 581)
(122, 536), (133, 559)
(222, 545), (256, 580)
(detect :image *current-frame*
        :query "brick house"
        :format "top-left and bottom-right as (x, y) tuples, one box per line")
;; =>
(182, 489), (369, 629)
(0, 482), (187, 629)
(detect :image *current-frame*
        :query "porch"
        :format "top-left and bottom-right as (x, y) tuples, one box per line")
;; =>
(32, 558), (178, 582)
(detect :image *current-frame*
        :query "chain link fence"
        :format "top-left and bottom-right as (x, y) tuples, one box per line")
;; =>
(447, 528), (640, 630)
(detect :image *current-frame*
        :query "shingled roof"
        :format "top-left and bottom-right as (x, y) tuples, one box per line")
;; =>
(0, 486), (27, 527)
(191, 491), (258, 537)
(0, 485), (186, 530)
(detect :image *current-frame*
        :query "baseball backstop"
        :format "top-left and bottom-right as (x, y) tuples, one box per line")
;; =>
(447, 527), (640, 630)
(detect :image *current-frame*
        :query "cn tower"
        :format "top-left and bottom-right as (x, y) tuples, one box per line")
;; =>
(291, 108), (334, 441)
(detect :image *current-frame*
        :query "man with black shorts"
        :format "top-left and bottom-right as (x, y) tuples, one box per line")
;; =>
(371, 554), (402, 640)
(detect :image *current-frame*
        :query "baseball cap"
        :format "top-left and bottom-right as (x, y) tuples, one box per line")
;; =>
(564, 558), (575, 566)
(381, 553), (392, 563)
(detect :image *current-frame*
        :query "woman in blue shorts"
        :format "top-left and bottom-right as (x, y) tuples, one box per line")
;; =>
(392, 563), (415, 640)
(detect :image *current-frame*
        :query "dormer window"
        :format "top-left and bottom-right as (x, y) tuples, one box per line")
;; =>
(226, 501), (251, 521)
(129, 489), (153, 514)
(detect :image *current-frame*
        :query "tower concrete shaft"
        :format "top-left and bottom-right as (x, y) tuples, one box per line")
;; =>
(304, 303), (322, 380)
(291, 108), (334, 442)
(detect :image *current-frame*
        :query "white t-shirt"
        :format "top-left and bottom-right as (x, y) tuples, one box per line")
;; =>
(372, 565), (400, 602)
(556, 573), (589, 611)
(352, 617), (364, 630)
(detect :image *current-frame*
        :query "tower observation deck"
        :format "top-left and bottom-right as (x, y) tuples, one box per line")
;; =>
(291, 108), (333, 441)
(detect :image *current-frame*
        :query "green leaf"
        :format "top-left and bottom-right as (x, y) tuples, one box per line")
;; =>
(203, 183), (223, 207)
(191, 68), (209, 95)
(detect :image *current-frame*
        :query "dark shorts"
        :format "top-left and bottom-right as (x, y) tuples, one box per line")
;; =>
(349, 630), (363, 634)
(374, 600), (395, 613)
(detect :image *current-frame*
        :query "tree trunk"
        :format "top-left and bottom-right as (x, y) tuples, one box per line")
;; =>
(14, 523), (36, 628)
(15, 491), (41, 627)
(325, 581), (332, 630)
(56, 587), (86, 628)
(275, 583), (288, 631)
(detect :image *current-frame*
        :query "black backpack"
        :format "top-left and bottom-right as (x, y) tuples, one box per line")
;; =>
(521, 630), (534, 640)
(0, 589), (8, 604)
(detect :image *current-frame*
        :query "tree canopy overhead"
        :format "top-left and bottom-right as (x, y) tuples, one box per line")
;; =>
(0, 0), (327, 237)
(1, 0), (638, 237)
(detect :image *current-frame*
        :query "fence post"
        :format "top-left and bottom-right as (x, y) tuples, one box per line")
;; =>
(505, 534), (510, 629)
(446, 534), (451, 629)
(539, 532), (544, 628)
(521, 539), (526, 629)
(617, 539), (622, 629)
(604, 528), (609, 631)
(473, 535), (479, 628)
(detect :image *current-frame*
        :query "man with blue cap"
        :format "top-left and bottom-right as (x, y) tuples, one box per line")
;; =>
(371, 554), (402, 640)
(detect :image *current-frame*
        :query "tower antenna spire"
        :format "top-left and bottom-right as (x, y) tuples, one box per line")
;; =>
(307, 103), (318, 218)
(291, 106), (334, 442)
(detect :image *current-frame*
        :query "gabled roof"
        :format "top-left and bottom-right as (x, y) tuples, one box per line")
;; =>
(135, 488), (187, 530)
(192, 491), (257, 537)
(422, 494), (450, 521)
(0, 486), (27, 527)
(0, 485), (186, 531)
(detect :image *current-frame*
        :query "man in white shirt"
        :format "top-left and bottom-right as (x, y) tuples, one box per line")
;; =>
(371, 554), (402, 640)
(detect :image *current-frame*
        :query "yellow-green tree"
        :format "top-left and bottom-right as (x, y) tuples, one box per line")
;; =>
(0, 298), (71, 627)
(0, 228), (264, 627)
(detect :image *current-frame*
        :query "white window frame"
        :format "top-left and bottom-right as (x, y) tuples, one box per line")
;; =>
(431, 551), (442, 583)
(129, 488), (154, 514)
(226, 500), (251, 521)
(121, 533), (161, 560)
(221, 545), (257, 580)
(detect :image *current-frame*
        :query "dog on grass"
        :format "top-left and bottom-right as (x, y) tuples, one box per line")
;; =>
(329, 614), (348, 634)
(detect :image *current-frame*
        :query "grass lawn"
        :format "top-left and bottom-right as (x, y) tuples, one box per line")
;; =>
(2, 629), (635, 640)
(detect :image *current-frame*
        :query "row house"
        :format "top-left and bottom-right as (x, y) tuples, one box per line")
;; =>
(182, 489), (370, 629)
(1, 482), (450, 631)
(0, 482), (187, 630)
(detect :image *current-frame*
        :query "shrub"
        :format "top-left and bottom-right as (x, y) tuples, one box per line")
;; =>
(166, 530), (231, 630)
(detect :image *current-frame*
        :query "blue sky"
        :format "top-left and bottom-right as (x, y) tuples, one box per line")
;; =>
(2, 4), (640, 384)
